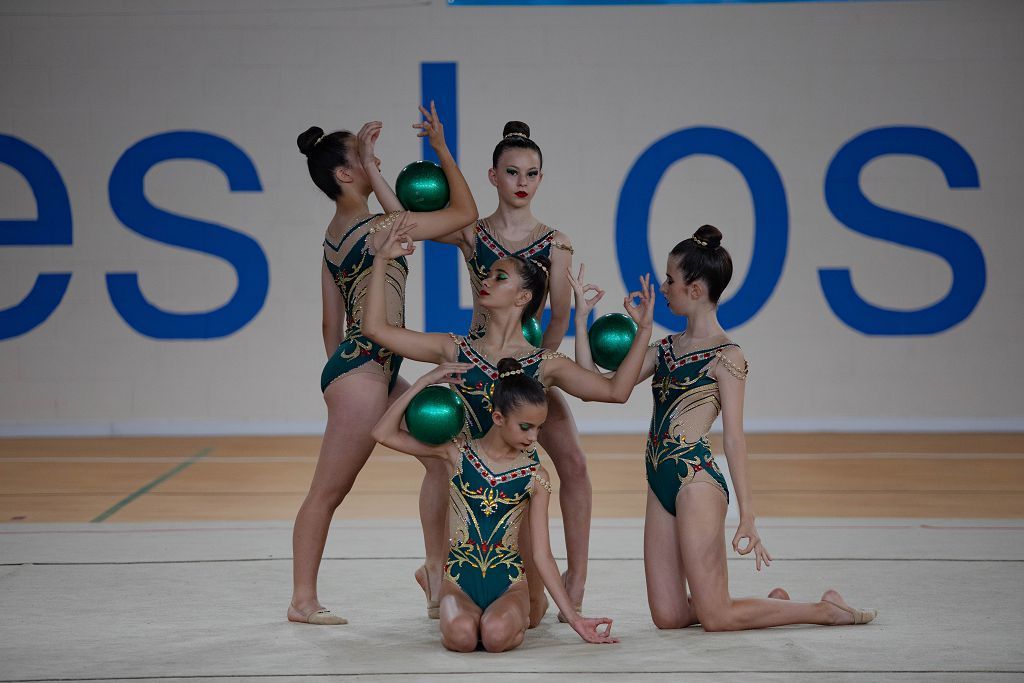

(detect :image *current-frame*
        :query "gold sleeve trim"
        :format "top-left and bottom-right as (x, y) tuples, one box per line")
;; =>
(532, 473), (553, 493)
(552, 241), (575, 254)
(715, 348), (748, 381)
(367, 211), (401, 235)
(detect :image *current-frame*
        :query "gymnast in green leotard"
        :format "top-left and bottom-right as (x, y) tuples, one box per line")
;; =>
(572, 225), (878, 632)
(362, 221), (656, 625)
(372, 360), (618, 651)
(432, 121), (592, 620)
(288, 104), (479, 626)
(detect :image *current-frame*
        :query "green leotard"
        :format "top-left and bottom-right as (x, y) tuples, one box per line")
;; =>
(321, 214), (408, 393)
(646, 337), (744, 516)
(444, 438), (551, 610)
(465, 220), (573, 339)
(447, 334), (564, 438)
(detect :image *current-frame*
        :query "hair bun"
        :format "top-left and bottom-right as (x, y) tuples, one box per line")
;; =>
(496, 357), (525, 378)
(502, 121), (530, 139)
(694, 224), (723, 250)
(297, 126), (324, 157)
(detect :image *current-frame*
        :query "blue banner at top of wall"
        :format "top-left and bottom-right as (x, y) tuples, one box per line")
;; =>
(449, 1), (908, 5)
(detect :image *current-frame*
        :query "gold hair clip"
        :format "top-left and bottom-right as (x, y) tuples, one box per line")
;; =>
(498, 369), (524, 378)
(315, 134), (327, 146)
(504, 132), (529, 139)
(692, 234), (709, 248)
(531, 259), (548, 275)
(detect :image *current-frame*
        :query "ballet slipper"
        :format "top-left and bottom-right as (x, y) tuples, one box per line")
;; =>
(822, 594), (877, 625)
(555, 570), (583, 624)
(289, 606), (347, 625)
(415, 564), (440, 619)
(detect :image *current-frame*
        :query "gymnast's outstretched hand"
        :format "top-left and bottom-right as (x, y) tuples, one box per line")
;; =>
(372, 213), (417, 259)
(569, 615), (619, 644)
(356, 120), (383, 171)
(623, 273), (656, 330)
(417, 361), (471, 389)
(566, 263), (605, 325)
(733, 518), (772, 571)
(413, 100), (447, 154)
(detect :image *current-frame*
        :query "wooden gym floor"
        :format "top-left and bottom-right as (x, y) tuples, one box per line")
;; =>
(1, 433), (1021, 523)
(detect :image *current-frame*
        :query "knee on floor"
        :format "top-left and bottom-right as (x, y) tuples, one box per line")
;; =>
(650, 607), (689, 630)
(696, 607), (737, 632)
(480, 612), (525, 652)
(441, 616), (479, 653)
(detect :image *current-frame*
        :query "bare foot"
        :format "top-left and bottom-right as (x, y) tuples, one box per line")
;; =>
(768, 587), (790, 600)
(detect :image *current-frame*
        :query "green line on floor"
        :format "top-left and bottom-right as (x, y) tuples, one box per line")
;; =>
(90, 447), (213, 523)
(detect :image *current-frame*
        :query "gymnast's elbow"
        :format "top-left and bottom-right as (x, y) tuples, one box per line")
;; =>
(369, 426), (389, 445)
(609, 388), (630, 404)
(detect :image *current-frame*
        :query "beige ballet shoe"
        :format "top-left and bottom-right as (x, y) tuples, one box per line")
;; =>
(415, 564), (440, 620)
(290, 606), (347, 625)
(822, 598), (877, 625)
(555, 570), (583, 624)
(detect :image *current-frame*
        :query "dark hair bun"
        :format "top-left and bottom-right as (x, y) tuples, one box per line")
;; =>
(297, 126), (324, 157)
(502, 121), (531, 139)
(492, 357), (546, 414)
(694, 224), (723, 250)
(496, 357), (525, 377)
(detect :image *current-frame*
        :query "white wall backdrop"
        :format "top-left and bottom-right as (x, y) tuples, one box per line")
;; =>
(1, 0), (1022, 435)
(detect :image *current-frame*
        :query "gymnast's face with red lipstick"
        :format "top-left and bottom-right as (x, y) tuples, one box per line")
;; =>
(488, 147), (543, 208)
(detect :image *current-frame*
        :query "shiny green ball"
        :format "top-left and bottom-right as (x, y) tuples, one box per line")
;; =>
(589, 313), (638, 371)
(522, 317), (544, 347)
(395, 160), (450, 212)
(405, 385), (465, 445)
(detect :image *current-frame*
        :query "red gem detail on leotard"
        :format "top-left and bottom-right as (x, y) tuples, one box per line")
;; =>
(462, 441), (539, 486)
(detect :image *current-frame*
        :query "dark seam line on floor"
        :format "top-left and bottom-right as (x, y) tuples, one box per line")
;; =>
(89, 448), (213, 523)
(2, 670), (1021, 681)
(2, 557), (1021, 567)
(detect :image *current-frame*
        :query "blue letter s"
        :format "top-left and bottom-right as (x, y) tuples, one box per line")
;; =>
(107, 131), (268, 339)
(821, 127), (985, 335)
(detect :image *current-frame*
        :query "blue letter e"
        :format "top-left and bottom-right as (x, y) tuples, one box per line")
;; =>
(821, 127), (985, 335)
(107, 132), (268, 339)
(0, 135), (72, 340)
